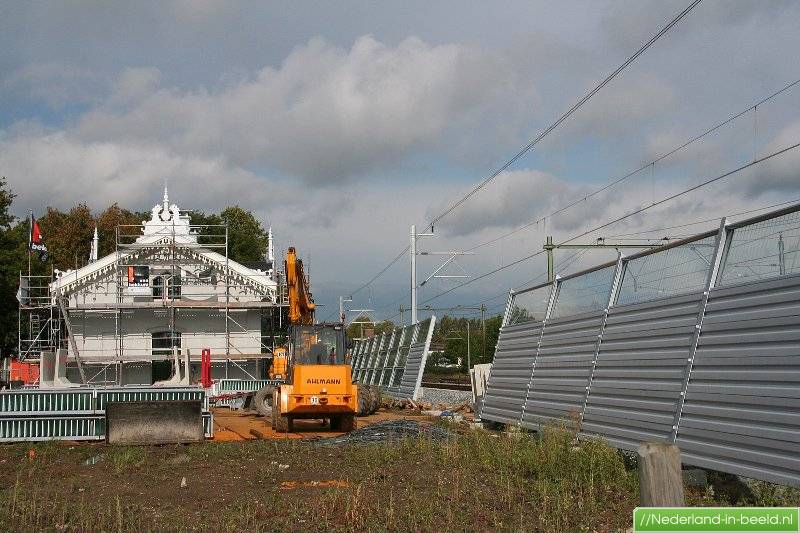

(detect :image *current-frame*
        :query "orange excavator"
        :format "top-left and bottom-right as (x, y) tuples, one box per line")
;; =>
(254, 247), (364, 432)
(266, 247), (311, 380)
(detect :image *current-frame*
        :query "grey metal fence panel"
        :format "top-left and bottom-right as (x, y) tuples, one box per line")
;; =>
(582, 292), (704, 449)
(521, 311), (604, 429)
(361, 334), (380, 383)
(388, 324), (418, 389)
(96, 387), (208, 410)
(480, 204), (800, 487)
(354, 337), (375, 381)
(387, 317), (435, 401)
(397, 343), (427, 399)
(360, 334), (376, 383)
(381, 328), (401, 389)
(676, 274), (800, 486)
(350, 341), (365, 373)
(0, 390), (94, 414)
(370, 332), (394, 385)
(378, 329), (403, 387)
(217, 379), (273, 392)
(481, 320), (541, 425)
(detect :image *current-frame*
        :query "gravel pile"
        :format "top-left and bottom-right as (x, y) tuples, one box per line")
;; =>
(320, 419), (455, 445)
(419, 387), (473, 406)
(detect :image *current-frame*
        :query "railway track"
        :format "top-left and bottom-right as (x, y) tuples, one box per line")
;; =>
(421, 381), (472, 391)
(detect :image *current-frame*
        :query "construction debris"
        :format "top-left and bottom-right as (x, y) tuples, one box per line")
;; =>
(320, 419), (456, 445)
(383, 396), (474, 415)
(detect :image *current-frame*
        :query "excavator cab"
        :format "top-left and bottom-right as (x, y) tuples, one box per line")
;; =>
(289, 324), (346, 367)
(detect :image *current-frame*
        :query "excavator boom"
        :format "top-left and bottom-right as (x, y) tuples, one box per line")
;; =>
(285, 247), (315, 324)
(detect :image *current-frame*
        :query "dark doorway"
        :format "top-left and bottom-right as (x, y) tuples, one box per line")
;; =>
(151, 360), (173, 383)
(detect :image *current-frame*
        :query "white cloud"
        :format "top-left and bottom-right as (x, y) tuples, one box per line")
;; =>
(746, 119), (800, 195)
(71, 35), (521, 184)
(2, 62), (106, 109)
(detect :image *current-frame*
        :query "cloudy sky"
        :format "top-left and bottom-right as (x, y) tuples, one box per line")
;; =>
(2, 1), (799, 320)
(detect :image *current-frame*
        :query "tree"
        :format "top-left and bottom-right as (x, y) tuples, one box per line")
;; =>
(219, 207), (269, 264)
(188, 210), (225, 250)
(429, 313), (503, 371)
(37, 204), (95, 271)
(0, 178), (28, 356)
(96, 203), (145, 256)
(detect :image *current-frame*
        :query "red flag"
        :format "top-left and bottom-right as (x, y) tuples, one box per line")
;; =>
(29, 214), (48, 261)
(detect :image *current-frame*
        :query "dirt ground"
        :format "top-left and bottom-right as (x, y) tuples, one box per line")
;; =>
(0, 408), (644, 532)
(1, 409), (795, 532)
(212, 407), (422, 441)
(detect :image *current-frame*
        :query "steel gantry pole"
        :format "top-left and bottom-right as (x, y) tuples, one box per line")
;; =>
(410, 225), (417, 324)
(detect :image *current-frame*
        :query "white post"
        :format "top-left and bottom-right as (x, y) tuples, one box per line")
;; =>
(466, 320), (471, 370)
(410, 225), (417, 324)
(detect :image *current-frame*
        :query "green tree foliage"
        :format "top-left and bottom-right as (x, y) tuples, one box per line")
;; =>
(0, 178), (25, 356)
(190, 207), (268, 264)
(37, 204), (95, 270)
(430, 314), (503, 370)
(96, 203), (145, 256)
(220, 207), (269, 263)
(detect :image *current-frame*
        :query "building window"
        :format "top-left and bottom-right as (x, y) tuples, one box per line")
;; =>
(152, 275), (180, 299)
(152, 276), (164, 298)
(152, 331), (181, 356)
(170, 275), (181, 298)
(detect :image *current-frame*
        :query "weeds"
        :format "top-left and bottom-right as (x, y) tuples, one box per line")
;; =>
(108, 446), (146, 473)
(0, 425), (794, 532)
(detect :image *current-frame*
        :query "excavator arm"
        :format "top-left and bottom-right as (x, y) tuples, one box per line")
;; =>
(285, 246), (315, 325)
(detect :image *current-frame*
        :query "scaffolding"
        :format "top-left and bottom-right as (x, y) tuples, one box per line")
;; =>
(17, 214), (289, 385)
(17, 273), (61, 360)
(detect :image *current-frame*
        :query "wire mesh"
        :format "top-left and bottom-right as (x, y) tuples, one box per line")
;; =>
(507, 285), (552, 325)
(719, 209), (800, 285)
(616, 235), (717, 306)
(551, 265), (616, 319)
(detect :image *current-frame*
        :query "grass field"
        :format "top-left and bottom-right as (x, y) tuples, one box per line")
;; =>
(0, 423), (797, 532)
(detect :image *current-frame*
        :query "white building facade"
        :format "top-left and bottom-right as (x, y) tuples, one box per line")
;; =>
(47, 190), (281, 385)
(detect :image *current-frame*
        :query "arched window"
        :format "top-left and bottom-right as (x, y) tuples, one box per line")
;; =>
(152, 275), (180, 299)
(169, 274), (181, 298)
(152, 276), (164, 298)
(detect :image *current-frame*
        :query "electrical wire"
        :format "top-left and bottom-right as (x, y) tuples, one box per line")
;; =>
(348, 70), (799, 310)
(415, 140), (800, 307)
(606, 197), (800, 238)
(465, 77), (800, 252)
(426, 0), (703, 231)
(340, 0), (704, 300)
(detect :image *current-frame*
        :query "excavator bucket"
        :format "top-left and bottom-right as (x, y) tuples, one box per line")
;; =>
(106, 400), (204, 445)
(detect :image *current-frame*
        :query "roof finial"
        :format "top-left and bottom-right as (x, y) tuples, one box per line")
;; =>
(89, 224), (99, 263)
(163, 179), (169, 214)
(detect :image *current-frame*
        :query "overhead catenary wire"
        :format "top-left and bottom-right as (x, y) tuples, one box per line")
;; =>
(385, 249), (589, 321)
(426, 0), (703, 232)
(465, 77), (800, 252)
(349, 70), (799, 316)
(340, 0), (704, 301)
(433, 198), (800, 317)
(605, 197), (800, 238)
(413, 140), (800, 308)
